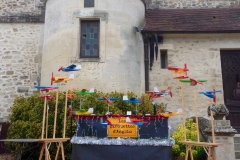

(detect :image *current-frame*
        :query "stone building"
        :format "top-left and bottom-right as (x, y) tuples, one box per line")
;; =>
(0, 0), (45, 120)
(0, 0), (240, 136)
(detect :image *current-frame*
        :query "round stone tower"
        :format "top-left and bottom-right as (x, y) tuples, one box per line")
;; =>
(41, 0), (145, 94)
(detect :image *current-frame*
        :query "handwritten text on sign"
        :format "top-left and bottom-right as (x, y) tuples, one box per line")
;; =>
(107, 117), (138, 138)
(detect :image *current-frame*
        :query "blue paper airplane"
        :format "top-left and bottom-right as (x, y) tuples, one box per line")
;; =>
(199, 88), (222, 103)
(34, 86), (59, 89)
(58, 64), (81, 72)
(123, 96), (141, 103)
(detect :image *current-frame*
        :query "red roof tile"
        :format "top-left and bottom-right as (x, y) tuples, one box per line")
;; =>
(142, 8), (240, 33)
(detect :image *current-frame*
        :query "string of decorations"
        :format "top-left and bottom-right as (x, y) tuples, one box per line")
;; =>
(71, 136), (175, 146)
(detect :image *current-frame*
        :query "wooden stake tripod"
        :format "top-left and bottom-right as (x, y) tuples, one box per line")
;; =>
(180, 89), (221, 160)
(38, 86), (70, 160)
(180, 141), (220, 160)
(38, 138), (69, 160)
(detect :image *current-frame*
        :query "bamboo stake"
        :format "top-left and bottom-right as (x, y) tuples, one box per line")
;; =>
(194, 90), (200, 142)
(53, 90), (59, 139)
(63, 82), (68, 138)
(180, 82), (187, 141)
(210, 101), (215, 143)
(41, 96), (47, 139)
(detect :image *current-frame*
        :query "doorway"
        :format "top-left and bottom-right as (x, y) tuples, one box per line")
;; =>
(220, 50), (240, 133)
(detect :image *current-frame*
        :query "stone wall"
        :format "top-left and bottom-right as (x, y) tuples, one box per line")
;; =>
(0, 0), (46, 22)
(144, 0), (240, 9)
(150, 33), (240, 131)
(0, 23), (44, 118)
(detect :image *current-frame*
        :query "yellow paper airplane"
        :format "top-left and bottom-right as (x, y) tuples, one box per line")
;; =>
(72, 108), (94, 116)
(160, 108), (182, 118)
(51, 72), (74, 85)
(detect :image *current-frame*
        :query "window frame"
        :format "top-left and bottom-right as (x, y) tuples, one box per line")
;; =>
(84, 0), (94, 8)
(160, 50), (168, 69)
(80, 20), (100, 59)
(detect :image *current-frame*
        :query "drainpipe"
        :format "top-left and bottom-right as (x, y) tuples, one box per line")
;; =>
(143, 33), (149, 92)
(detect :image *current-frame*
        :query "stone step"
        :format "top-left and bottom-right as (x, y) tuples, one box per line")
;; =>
(234, 136), (240, 143)
(236, 151), (240, 159)
(235, 136), (240, 160)
(235, 143), (240, 151)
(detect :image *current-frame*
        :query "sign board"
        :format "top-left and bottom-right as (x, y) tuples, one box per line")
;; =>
(107, 117), (138, 138)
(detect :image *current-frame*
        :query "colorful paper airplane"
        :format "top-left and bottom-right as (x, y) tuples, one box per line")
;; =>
(40, 95), (55, 100)
(98, 97), (120, 104)
(72, 108), (94, 116)
(98, 97), (120, 115)
(126, 117), (148, 126)
(180, 78), (207, 86)
(199, 88), (222, 103)
(58, 64), (81, 72)
(123, 96), (141, 103)
(40, 88), (55, 92)
(146, 88), (164, 99)
(168, 63), (189, 74)
(173, 75), (189, 79)
(159, 108), (182, 118)
(146, 87), (172, 99)
(63, 89), (76, 99)
(123, 96), (141, 115)
(75, 88), (94, 95)
(34, 86), (59, 89)
(168, 63), (189, 79)
(51, 72), (74, 85)
(99, 119), (119, 128)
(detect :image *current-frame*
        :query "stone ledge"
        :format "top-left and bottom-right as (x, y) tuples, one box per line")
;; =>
(0, 15), (44, 23)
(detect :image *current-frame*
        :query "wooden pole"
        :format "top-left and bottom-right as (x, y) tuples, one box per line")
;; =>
(180, 82), (187, 141)
(41, 96), (47, 139)
(53, 90), (59, 139)
(194, 90), (200, 142)
(46, 102), (48, 139)
(210, 101), (215, 143)
(60, 142), (65, 160)
(44, 142), (48, 160)
(55, 142), (61, 160)
(63, 82), (68, 138)
(39, 143), (44, 160)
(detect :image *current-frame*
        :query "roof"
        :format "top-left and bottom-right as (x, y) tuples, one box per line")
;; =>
(142, 8), (240, 33)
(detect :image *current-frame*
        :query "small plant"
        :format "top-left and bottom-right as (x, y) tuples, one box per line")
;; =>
(171, 119), (206, 160)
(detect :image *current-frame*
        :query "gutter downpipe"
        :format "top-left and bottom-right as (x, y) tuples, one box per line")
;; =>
(143, 33), (149, 92)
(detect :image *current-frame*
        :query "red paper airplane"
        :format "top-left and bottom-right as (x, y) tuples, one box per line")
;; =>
(168, 63), (189, 74)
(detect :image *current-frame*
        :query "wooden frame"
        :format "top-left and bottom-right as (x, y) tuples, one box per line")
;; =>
(179, 84), (221, 160)
(38, 138), (69, 160)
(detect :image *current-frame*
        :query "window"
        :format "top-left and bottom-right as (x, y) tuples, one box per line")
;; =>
(84, 0), (94, 7)
(80, 20), (100, 58)
(160, 50), (168, 69)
